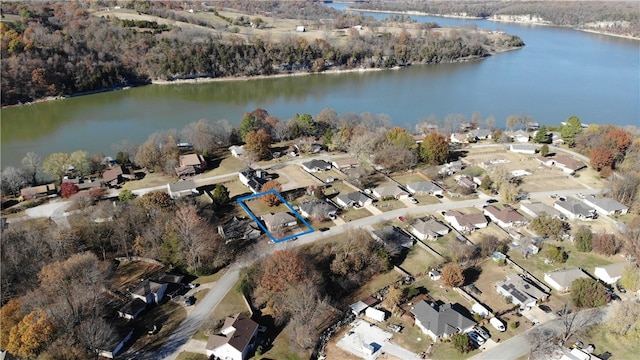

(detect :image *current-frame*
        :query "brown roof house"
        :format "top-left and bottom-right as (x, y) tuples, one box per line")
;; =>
(19, 183), (56, 200)
(443, 210), (488, 233)
(102, 166), (136, 187)
(483, 205), (528, 228)
(175, 154), (207, 177)
(411, 301), (476, 341)
(553, 155), (586, 175)
(261, 212), (297, 232)
(206, 313), (259, 360)
(372, 185), (409, 200)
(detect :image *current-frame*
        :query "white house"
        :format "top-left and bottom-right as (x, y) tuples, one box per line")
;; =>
(510, 130), (530, 143)
(554, 198), (597, 221)
(411, 218), (450, 241)
(509, 143), (537, 154)
(544, 268), (590, 292)
(336, 191), (373, 208)
(206, 313), (259, 360)
(406, 181), (443, 196)
(167, 179), (198, 199)
(594, 262), (628, 285)
(301, 159), (332, 173)
(443, 210), (488, 232)
(372, 185), (409, 200)
(130, 280), (167, 304)
(331, 157), (359, 170)
(496, 274), (548, 310)
(582, 195), (629, 216)
(365, 307), (387, 322)
(229, 145), (245, 158)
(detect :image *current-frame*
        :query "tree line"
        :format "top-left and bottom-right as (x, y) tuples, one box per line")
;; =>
(0, 1), (523, 106)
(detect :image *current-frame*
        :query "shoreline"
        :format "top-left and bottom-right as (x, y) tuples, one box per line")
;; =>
(347, 8), (483, 20)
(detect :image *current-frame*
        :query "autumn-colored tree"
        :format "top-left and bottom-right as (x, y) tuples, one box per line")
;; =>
(590, 146), (615, 172)
(261, 249), (309, 293)
(6, 310), (55, 358)
(441, 262), (465, 287)
(137, 191), (174, 214)
(0, 299), (23, 349)
(419, 132), (449, 165)
(603, 128), (632, 156)
(570, 278), (609, 309)
(240, 108), (269, 141)
(386, 127), (416, 150)
(260, 180), (282, 206)
(60, 181), (79, 198)
(244, 129), (272, 161)
(592, 232), (619, 256)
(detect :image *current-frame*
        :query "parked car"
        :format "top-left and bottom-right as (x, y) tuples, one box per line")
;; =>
(388, 324), (403, 333)
(398, 216), (406, 222)
(184, 296), (195, 306)
(490, 317), (506, 332)
(435, 194), (444, 199)
(474, 326), (490, 339)
(408, 197), (418, 204)
(616, 283), (626, 293)
(319, 227), (330, 232)
(539, 305), (553, 313)
(468, 331), (485, 345)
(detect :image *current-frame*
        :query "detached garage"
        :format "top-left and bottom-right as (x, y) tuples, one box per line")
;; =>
(365, 307), (387, 322)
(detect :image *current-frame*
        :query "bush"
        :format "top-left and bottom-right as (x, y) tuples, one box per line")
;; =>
(510, 321), (519, 329)
(544, 246), (568, 263)
(574, 226), (593, 252)
(571, 278), (609, 308)
(452, 333), (472, 353)
(441, 262), (465, 287)
(592, 233), (619, 256)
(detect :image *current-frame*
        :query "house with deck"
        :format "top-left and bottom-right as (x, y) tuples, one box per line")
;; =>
(175, 154), (207, 177)
(20, 183), (57, 200)
(103, 166), (137, 187)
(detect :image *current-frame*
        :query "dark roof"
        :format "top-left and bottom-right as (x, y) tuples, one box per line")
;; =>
(300, 200), (337, 217)
(219, 216), (261, 241)
(119, 298), (147, 315)
(103, 166), (124, 183)
(302, 159), (331, 170)
(131, 280), (166, 297)
(336, 191), (371, 205)
(411, 301), (475, 337)
(372, 226), (414, 248)
(206, 313), (259, 353)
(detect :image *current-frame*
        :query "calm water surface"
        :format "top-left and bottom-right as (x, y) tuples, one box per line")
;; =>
(1, 9), (638, 167)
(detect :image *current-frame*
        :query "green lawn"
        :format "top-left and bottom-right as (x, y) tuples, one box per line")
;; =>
(193, 270), (224, 284)
(374, 199), (407, 212)
(580, 324), (640, 360)
(393, 173), (429, 185)
(351, 270), (403, 303)
(400, 246), (440, 276)
(175, 352), (208, 360)
(341, 207), (373, 222)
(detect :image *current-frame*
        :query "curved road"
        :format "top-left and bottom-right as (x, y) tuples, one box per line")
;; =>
(156, 188), (602, 360)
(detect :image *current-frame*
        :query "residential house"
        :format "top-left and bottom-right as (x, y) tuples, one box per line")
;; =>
(450, 132), (470, 144)
(536, 156), (555, 168)
(413, 134), (426, 143)
(19, 183), (56, 200)
(218, 217), (262, 243)
(554, 198), (597, 221)
(440, 160), (464, 175)
(372, 185), (409, 200)
(510, 130), (530, 143)
(455, 176), (477, 190)
(117, 299), (147, 320)
(496, 274), (549, 310)
(206, 313), (259, 360)
(411, 218), (450, 241)
(167, 179), (198, 199)
(582, 195), (629, 216)
(97, 328), (133, 359)
(483, 205), (527, 228)
(335, 191), (373, 208)
(261, 212), (297, 232)
(411, 301), (476, 341)
(299, 200), (338, 220)
(102, 166), (136, 187)
(301, 159), (332, 173)
(238, 167), (270, 193)
(63, 177), (102, 191)
(130, 280), (167, 304)
(509, 144), (537, 154)
(544, 268), (590, 292)
(469, 129), (492, 140)
(553, 155), (586, 175)
(443, 211), (488, 232)
(331, 157), (359, 170)
(175, 154), (207, 177)
(156, 273), (186, 300)
(519, 201), (564, 219)
(406, 181), (443, 196)
(526, 121), (540, 131)
(371, 226), (414, 249)
(229, 145), (245, 158)
(594, 262), (628, 285)
(349, 301), (368, 316)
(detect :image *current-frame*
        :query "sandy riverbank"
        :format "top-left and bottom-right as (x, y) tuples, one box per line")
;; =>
(348, 8), (483, 20)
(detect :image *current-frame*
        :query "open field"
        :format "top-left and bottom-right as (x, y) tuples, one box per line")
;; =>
(176, 352), (208, 360)
(350, 271), (403, 304)
(340, 207), (373, 222)
(579, 324), (640, 360)
(400, 246), (440, 276)
(393, 172), (430, 186)
(129, 302), (187, 353)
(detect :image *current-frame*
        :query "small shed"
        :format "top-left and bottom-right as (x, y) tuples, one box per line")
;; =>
(350, 301), (368, 316)
(365, 307), (386, 322)
(296, 25), (305, 32)
(429, 269), (441, 281)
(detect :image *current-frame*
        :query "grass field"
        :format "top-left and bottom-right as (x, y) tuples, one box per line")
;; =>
(579, 324), (640, 360)
(400, 246), (440, 276)
(176, 352), (208, 360)
(111, 260), (165, 293)
(130, 302), (187, 353)
(122, 172), (176, 191)
(350, 270), (403, 303)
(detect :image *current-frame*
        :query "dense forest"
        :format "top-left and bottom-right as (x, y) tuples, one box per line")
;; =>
(354, 1), (640, 37)
(0, 1), (523, 106)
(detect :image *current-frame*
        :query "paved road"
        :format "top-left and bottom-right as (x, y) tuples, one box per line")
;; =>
(470, 306), (608, 360)
(156, 187), (603, 359)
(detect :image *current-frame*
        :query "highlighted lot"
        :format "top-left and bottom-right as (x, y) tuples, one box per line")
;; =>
(237, 189), (314, 243)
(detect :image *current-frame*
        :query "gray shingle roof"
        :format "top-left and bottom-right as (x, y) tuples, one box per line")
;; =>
(411, 301), (475, 338)
(407, 181), (442, 194)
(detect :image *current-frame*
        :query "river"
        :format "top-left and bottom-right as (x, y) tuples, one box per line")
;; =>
(1, 7), (638, 168)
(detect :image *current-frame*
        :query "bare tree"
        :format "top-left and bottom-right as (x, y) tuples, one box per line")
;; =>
(0, 167), (28, 197)
(21, 152), (41, 185)
(527, 327), (558, 360)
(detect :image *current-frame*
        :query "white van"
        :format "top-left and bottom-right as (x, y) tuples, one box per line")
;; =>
(490, 317), (506, 332)
(471, 303), (489, 318)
